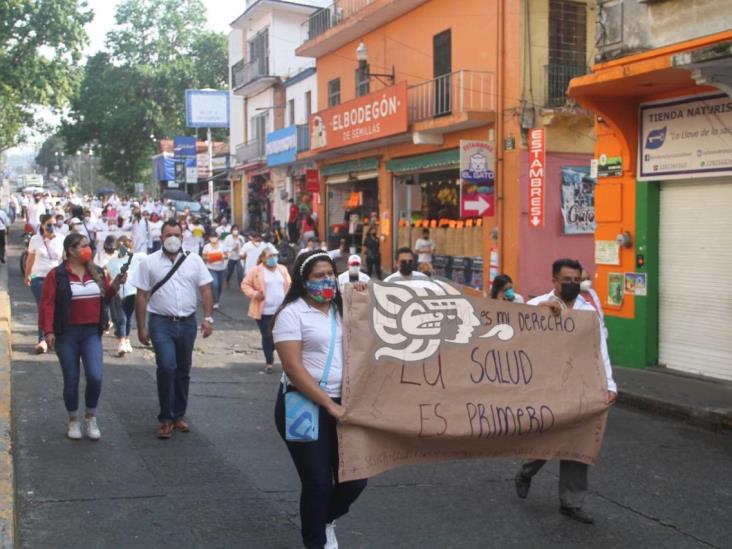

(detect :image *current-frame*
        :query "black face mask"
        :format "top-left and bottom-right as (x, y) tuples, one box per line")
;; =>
(559, 282), (581, 302)
(399, 260), (414, 276)
(104, 246), (114, 253)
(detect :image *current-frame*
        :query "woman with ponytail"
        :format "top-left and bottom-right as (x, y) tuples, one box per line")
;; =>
(39, 233), (127, 441)
(272, 250), (368, 549)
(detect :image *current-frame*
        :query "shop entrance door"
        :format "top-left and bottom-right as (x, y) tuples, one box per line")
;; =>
(659, 179), (732, 380)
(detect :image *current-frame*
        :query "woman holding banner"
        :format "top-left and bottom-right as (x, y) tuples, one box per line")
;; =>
(272, 250), (367, 549)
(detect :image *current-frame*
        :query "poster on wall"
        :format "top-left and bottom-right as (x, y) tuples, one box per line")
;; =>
(560, 166), (596, 234)
(459, 140), (495, 218)
(624, 273), (647, 296)
(595, 240), (620, 265)
(607, 273), (624, 307)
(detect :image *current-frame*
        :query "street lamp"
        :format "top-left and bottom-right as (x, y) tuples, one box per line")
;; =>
(356, 41), (395, 85)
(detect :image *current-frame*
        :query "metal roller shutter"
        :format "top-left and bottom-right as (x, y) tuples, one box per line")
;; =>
(659, 179), (732, 380)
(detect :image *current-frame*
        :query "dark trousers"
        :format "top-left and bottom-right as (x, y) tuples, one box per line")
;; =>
(226, 259), (243, 286)
(366, 255), (382, 280)
(275, 388), (367, 549)
(520, 459), (588, 509)
(111, 295), (136, 338)
(30, 276), (46, 341)
(149, 314), (197, 422)
(55, 324), (104, 415)
(0, 229), (5, 262)
(287, 222), (299, 243)
(255, 314), (275, 365)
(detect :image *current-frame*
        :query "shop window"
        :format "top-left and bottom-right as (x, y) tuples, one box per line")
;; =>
(328, 78), (341, 107)
(355, 64), (370, 97)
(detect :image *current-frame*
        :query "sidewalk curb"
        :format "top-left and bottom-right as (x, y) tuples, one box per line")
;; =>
(0, 266), (15, 548)
(617, 389), (732, 431)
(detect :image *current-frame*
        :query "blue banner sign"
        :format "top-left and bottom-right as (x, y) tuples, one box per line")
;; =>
(266, 125), (298, 167)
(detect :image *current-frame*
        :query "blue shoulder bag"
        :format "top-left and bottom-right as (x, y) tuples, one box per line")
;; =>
(283, 305), (337, 442)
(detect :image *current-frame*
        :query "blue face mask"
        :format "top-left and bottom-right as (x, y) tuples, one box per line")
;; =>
(305, 277), (337, 303)
(503, 288), (516, 301)
(265, 256), (278, 268)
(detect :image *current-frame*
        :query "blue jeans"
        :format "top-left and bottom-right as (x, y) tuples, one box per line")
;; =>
(30, 276), (46, 342)
(209, 268), (226, 304)
(256, 314), (275, 365)
(226, 259), (243, 286)
(275, 387), (367, 549)
(149, 314), (197, 422)
(55, 324), (104, 416)
(111, 295), (136, 338)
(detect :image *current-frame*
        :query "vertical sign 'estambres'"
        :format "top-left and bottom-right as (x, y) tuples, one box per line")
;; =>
(528, 128), (545, 228)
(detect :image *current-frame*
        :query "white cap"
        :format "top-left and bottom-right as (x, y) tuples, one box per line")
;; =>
(348, 254), (361, 265)
(266, 243), (279, 255)
(70, 217), (82, 225)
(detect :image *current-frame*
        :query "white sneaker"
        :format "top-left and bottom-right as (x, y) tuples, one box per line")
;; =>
(124, 339), (133, 353)
(325, 522), (338, 549)
(213, 303), (220, 310)
(35, 340), (48, 354)
(116, 341), (126, 357)
(66, 420), (82, 440)
(85, 417), (101, 440)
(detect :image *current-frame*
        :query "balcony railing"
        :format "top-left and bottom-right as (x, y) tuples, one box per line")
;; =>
(231, 56), (270, 91)
(545, 63), (587, 108)
(301, 0), (375, 42)
(236, 140), (266, 164)
(408, 70), (495, 123)
(296, 124), (311, 153)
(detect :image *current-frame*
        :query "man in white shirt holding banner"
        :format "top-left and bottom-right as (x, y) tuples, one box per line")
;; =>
(131, 219), (215, 439)
(514, 258), (617, 525)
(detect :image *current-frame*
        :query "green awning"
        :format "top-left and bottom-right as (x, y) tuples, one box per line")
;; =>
(320, 157), (380, 176)
(386, 149), (459, 174)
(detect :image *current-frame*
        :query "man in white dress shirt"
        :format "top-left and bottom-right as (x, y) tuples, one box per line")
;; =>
(514, 258), (617, 525)
(131, 219), (214, 439)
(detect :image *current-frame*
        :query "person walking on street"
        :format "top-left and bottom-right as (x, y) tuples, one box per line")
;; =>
(131, 220), (214, 439)
(337, 254), (370, 287)
(0, 205), (9, 264)
(514, 258), (617, 524)
(26, 214), (65, 353)
(287, 199), (300, 243)
(38, 233), (127, 440)
(241, 232), (267, 276)
(273, 251), (368, 549)
(241, 245), (291, 374)
(490, 274), (525, 303)
(202, 230), (227, 310)
(223, 225), (245, 288)
(363, 226), (382, 280)
(107, 236), (145, 357)
(384, 247), (429, 286)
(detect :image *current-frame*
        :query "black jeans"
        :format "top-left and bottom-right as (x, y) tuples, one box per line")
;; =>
(366, 254), (382, 280)
(275, 387), (367, 549)
(0, 229), (5, 262)
(256, 314), (275, 365)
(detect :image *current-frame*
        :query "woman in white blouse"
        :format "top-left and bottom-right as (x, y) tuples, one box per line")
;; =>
(272, 250), (367, 549)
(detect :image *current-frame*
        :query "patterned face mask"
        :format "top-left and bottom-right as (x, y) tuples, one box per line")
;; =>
(305, 277), (337, 303)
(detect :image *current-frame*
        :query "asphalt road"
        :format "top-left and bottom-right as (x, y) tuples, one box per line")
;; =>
(6, 243), (732, 549)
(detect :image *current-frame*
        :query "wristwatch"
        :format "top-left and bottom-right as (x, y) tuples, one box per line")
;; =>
(204, 316), (214, 324)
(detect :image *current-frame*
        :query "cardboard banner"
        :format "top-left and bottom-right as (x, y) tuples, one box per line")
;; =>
(338, 280), (610, 482)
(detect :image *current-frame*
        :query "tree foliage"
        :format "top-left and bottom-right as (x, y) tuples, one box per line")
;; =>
(35, 134), (67, 174)
(61, 0), (228, 190)
(0, 0), (92, 151)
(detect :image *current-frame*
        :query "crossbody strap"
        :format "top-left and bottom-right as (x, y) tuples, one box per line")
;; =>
(318, 305), (338, 389)
(149, 252), (188, 297)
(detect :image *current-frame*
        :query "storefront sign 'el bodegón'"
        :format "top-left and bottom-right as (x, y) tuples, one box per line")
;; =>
(309, 82), (409, 152)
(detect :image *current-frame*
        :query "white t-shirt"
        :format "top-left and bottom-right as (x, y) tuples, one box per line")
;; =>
(149, 220), (163, 243)
(28, 234), (64, 278)
(272, 298), (343, 398)
(223, 234), (246, 261)
(27, 201), (45, 227)
(242, 241), (267, 273)
(202, 242), (227, 271)
(337, 270), (371, 287)
(182, 229), (202, 255)
(263, 268), (286, 315)
(415, 237), (435, 264)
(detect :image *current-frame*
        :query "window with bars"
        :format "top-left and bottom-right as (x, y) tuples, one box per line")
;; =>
(546, 0), (587, 107)
(355, 64), (370, 97)
(248, 28), (269, 74)
(328, 78), (341, 107)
